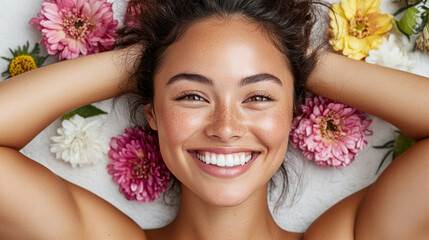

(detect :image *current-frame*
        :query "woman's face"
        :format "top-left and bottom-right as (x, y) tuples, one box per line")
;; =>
(146, 17), (294, 207)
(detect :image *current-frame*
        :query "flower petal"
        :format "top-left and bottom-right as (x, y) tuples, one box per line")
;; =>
(363, 0), (381, 15)
(341, 0), (358, 20)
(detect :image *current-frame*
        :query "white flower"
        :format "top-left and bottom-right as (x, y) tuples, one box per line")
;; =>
(50, 115), (109, 167)
(365, 34), (417, 72)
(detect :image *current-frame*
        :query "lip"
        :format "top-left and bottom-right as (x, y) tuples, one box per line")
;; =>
(188, 149), (260, 178)
(190, 147), (254, 154)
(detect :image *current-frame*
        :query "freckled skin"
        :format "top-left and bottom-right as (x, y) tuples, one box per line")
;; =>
(2, 8), (429, 240)
(145, 17), (294, 207)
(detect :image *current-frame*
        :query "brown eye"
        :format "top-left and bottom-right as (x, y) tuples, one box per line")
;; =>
(178, 94), (206, 101)
(245, 95), (272, 102)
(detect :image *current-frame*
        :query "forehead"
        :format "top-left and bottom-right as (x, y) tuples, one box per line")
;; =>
(155, 16), (292, 85)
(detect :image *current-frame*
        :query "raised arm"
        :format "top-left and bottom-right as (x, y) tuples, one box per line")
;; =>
(306, 52), (429, 239)
(307, 51), (429, 141)
(0, 48), (131, 149)
(0, 48), (146, 240)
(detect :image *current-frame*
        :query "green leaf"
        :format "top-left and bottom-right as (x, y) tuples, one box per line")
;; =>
(1, 57), (12, 61)
(415, 9), (429, 33)
(8, 48), (16, 57)
(395, 6), (422, 36)
(392, 132), (416, 160)
(34, 55), (49, 68)
(61, 104), (107, 121)
(1, 70), (9, 78)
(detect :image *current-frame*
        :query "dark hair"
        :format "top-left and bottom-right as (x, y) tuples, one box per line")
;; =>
(115, 0), (328, 208)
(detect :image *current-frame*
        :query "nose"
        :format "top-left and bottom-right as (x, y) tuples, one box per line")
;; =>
(204, 102), (246, 142)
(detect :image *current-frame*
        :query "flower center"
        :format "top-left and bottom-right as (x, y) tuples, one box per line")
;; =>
(74, 20), (84, 29)
(9, 55), (37, 77)
(356, 23), (365, 31)
(349, 10), (380, 39)
(326, 119), (338, 132)
(319, 113), (346, 141)
(132, 151), (152, 179)
(63, 10), (94, 40)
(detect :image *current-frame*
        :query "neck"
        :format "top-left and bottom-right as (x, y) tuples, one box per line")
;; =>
(165, 184), (283, 240)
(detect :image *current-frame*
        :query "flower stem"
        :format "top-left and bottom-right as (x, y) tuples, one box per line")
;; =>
(393, 1), (424, 16)
(376, 149), (393, 174)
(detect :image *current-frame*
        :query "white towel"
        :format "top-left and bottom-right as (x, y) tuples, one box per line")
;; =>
(1, 0), (428, 233)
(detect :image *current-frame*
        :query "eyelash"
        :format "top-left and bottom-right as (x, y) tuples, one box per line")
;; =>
(244, 93), (274, 103)
(175, 92), (274, 103)
(176, 93), (207, 102)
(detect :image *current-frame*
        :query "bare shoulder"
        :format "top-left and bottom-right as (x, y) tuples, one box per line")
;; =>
(65, 182), (148, 240)
(303, 186), (369, 240)
(354, 138), (429, 240)
(0, 147), (146, 240)
(305, 138), (429, 240)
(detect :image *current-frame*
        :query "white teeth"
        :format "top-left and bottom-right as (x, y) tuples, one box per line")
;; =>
(205, 152), (210, 163)
(197, 153), (204, 163)
(240, 154), (245, 165)
(226, 154), (234, 167)
(233, 154), (240, 165)
(217, 155), (226, 167)
(245, 154), (251, 162)
(210, 154), (216, 165)
(196, 152), (253, 167)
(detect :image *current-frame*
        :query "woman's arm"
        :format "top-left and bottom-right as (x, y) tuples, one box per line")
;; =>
(0, 48), (131, 149)
(307, 51), (429, 141)
(0, 48), (146, 240)
(307, 52), (429, 239)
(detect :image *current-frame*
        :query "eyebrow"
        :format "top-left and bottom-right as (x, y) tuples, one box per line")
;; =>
(167, 73), (213, 85)
(239, 73), (283, 87)
(166, 73), (283, 86)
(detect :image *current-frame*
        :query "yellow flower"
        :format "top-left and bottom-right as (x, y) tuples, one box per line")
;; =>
(329, 0), (394, 60)
(9, 55), (38, 77)
(1, 42), (48, 79)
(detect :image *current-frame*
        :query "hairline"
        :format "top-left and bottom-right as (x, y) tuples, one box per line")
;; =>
(152, 14), (293, 87)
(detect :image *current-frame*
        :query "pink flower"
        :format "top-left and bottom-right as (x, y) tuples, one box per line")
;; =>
(29, 0), (118, 60)
(123, 1), (143, 27)
(290, 95), (373, 167)
(107, 127), (171, 202)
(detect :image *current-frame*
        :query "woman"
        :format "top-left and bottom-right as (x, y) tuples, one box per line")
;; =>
(0, 0), (428, 239)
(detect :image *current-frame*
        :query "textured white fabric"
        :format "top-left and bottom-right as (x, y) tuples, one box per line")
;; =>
(1, 0), (428, 232)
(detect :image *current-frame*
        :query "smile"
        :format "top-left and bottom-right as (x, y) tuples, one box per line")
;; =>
(195, 151), (253, 167)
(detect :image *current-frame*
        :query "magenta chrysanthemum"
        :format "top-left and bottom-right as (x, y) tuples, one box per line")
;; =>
(107, 127), (171, 202)
(29, 0), (118, 60)
(290, 95), (373, 167)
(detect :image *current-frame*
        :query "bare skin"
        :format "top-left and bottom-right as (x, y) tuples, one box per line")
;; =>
(0, 17), (428, 240)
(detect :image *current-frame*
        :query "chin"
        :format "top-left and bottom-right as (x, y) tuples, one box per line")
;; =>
(196, 182), (258, 207)
(204, 193), (249, 207)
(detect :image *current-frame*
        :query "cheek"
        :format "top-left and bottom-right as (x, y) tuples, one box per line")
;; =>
(156, 105), (205, 146)
(251, 106), (292, 149)
(154, 106), (202, 178)
(251, 106), (292, 179)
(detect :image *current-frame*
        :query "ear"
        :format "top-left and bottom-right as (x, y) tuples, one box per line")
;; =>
(144, 103), (158, 131)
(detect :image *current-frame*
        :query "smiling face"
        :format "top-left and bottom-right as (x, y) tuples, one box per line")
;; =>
(145, 17), (294, 207)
